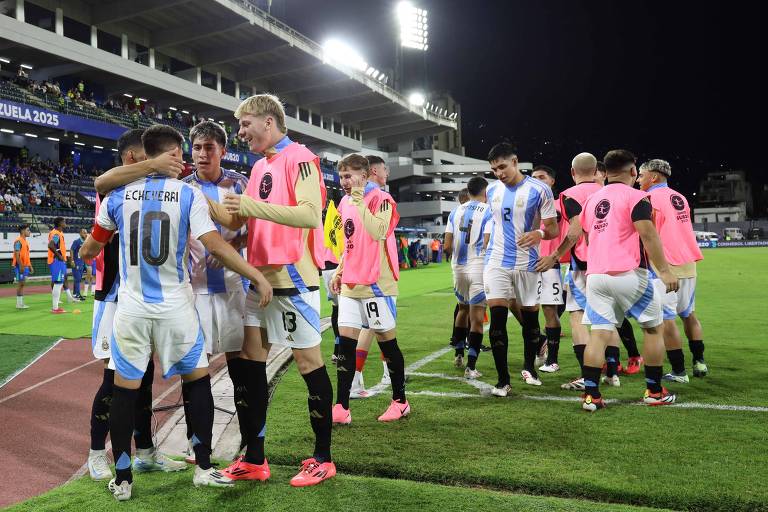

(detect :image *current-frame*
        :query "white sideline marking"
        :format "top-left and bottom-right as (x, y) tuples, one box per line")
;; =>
(0, 337), (64, 389)
(0, 353), (100, 404)
(395, 348), (768, 413)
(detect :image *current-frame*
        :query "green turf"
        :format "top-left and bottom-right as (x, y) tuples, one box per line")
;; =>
(265, 249), (768, 512)
(0, 334), (60, 383)
(0, 293), (94, 339)
(5, 464), (674, 512)
(8, 249), (768, 511)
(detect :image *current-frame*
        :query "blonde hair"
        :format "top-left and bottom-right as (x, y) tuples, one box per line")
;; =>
(234, 94), (287, 133)
(571, 152), (597, 174)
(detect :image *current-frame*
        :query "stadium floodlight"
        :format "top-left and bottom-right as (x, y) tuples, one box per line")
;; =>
(123, 93), (133, 98)
(397, 1), (428, 51)
(366, 66), (376, 76)
(138, 97), (147, 102)
(0, 128), (13, 133)
(24, 132), (37, 138)
(20, 63), (33, 69)
(169, 106), (178, 111)
(74, 141), (85, 146)
(322, 38), (368, 73)
(181, 110), (189, 114)
(408, 91), (425, 107)
(111, 148), (118, 152)
(93, 145), (103, 149)
(0, 57), (10, 63)
(47, 137), (60, 141)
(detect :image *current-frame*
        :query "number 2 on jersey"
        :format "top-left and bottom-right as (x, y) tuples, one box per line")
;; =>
(129, 211), (171, 266)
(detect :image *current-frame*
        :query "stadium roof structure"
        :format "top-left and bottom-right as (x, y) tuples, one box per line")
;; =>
(0, 0), (456, 151)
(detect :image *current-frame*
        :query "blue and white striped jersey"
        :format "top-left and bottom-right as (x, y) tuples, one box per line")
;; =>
(445, 200), (492, 271)
(96, 176), (217, 317)
(182, 169), (249, 294)
(484, 176), (557, 271)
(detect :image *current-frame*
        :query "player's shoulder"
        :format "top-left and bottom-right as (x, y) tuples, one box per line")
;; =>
(525, 176), (552, 194)
(181, 172), (197, 185)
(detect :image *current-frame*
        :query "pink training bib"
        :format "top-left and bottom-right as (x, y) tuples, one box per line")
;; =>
(94, 194), (105, 290)
(560, 182), (601, 265)
(647, 184), (702, 265)
(580, 183), (650, 275)
(539, 200), (570, 263)
(338, 186), (400, 285)
(244, 142), (327, 268)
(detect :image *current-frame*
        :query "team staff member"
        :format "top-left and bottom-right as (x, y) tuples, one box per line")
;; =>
(12, 224), (33, 309)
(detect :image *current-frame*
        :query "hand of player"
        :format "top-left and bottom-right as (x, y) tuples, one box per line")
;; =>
(350, 174), (366, 189)
(253, 274), (273, 308)
(331, 273), (342, 295)
(29, 266), (34, 275)
(534, 254), (557, 272)
(518, 230), (543, 249)
(222, 193), (242, 214)
(151, 151), (184, 179)
(206, 253), (224, 270)
(659, 269), (679, 293)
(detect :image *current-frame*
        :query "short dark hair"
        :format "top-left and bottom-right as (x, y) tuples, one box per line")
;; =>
(487, 142), (517, 163)
(603, 150), (636, 172)
(190, 121), (227, 148)
(117, 129), (144, 157)
(366, 155), (385, 166)
(532, 165), (556, 179)
(596, 161), (606, 173)
(458, 188), (470, 204)
(53, 217), (65, 229)
(142, 124), (184, 158)
(466, 176), (488, 196)
(18, 223), (29, 233)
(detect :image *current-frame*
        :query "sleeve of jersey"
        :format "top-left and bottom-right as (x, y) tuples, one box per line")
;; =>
(444, 210), (455, 234)
(351, 188), (391, 240)
(92, 194), (117, 243)
(539, 188), (557, 219)
(480, 208), (493, 233)
(563, 196), (583, 220)
(189, 188), (218, 239)
(14, 241), (21, 252)
(631, 198), (653, 222)
(238, 161), (322, 228)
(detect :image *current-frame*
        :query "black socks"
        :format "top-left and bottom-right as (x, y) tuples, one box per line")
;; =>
(133, 359), (154, 450)
(90, 368), (114, 450)
(301, 367), (333, 463)
(110, 385), (138, 485)
(183, 375), (214, 470)
(242, 360), (268, 465)
(467, 331), (483, 370)
(379, 339), (406, 402)
(545, 326), (561, 365)
(489, 306), (510, 386)
(335, 336), (358, 409)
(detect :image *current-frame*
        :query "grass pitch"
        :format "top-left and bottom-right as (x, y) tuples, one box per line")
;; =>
(6, 248), (768, 511)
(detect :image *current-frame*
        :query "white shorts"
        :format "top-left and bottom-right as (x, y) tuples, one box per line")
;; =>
(582, 269), (663, 330)
(321, 269), (339, 306)
(453, 267), (486, 306)
(194, 291), (246, 354)
(92, 299), (117, 360)
(111, 308), (207, 380)
(539, 267), (564, 306)
(483, 266), (540, 306)
(338, 294), (397, 332)
(653, 276), (697, 321)
(565, 269), (588, 312)
(244, 288), (322, 349)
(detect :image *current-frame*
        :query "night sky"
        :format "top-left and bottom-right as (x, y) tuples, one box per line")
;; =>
(272, 1), (762, 208)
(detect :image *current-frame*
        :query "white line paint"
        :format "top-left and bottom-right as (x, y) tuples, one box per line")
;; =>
(0, 337), (64, 389)
(0, 357), (100, 405)
(399, 347), (768, 413)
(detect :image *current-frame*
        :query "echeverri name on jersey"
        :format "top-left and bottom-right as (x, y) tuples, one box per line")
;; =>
(124, 189), (180, 203)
